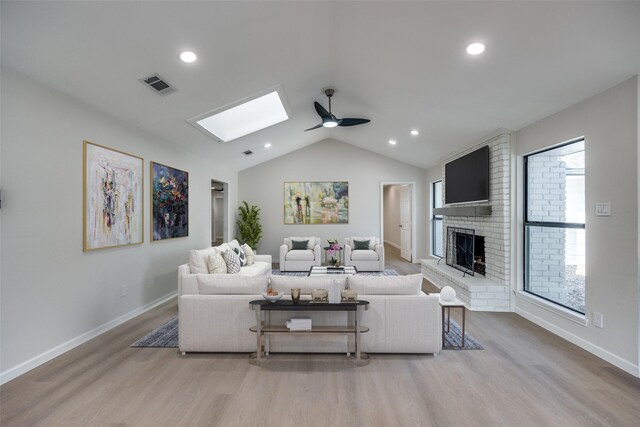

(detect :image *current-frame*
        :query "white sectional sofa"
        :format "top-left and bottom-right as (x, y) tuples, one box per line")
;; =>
(186, 239), (272, 276)
(177, 272), (441, 355)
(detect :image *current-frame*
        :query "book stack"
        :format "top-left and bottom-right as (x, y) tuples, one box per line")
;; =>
(286, 317), (312, 331)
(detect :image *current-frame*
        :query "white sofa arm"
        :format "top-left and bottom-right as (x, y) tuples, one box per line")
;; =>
(374, 244), (385, 270)
(178, 264), (199, 296)
(344, 239), (352, 263)
(279, 244), (288, 270)
(254, 254), (272, 265)
(313, 244), (322, 266)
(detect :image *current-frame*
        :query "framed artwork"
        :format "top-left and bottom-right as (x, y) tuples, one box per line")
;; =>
(83, 141), (144, 251)
(284, 181), (349, 224)
(151, 162), (189, 241)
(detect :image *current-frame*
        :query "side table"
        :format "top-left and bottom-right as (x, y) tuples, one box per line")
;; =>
(439, 298), (466, 348)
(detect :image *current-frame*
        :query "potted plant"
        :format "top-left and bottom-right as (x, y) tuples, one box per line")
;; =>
(236, 201), (263, 250)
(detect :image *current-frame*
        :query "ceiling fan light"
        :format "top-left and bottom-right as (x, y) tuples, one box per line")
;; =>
(323, 119), (338, 128)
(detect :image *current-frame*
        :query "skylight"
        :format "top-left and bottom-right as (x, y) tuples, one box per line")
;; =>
(189, 89), (289, 143)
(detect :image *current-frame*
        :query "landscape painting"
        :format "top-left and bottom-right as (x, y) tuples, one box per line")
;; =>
(284, 181), (349, 224)
(83, 141), (144, 251)
(151, 162), (189, 241)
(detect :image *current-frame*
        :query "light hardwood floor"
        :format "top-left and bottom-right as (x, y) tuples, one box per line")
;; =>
(2, 246), (639, 426)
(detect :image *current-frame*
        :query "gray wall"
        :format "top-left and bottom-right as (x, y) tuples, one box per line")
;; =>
(515, 76), (639, 376)
(238, 139), (428, 261)
(0, 68), (237, 381)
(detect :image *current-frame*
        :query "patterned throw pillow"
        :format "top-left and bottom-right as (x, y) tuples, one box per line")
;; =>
(291, 239), (309, 250)
(207, 252), (228, 274)
(242, 243), (255, 266)
(221, 250), (241, 274)
(354, 239), (371, 250)
(234, 246), (247, 266)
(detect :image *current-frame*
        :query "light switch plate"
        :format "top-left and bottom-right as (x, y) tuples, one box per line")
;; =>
(595, 202), (610, 217)
(593, 312), (604, 328)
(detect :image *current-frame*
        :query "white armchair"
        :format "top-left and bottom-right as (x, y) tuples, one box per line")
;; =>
(279, 237), (321, 271)
(344, 237), (385, 272)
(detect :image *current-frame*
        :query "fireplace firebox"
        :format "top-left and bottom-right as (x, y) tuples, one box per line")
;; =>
(445, 226), (485, 277)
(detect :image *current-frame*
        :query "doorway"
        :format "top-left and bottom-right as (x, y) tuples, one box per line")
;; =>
(381, 182), (415, 262)
(211, 179), (228, 245)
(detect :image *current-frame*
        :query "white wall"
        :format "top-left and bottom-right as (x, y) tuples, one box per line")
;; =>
(237, 139), (428, 261)
(515, 76), (639, 376)
(383, 185), (401, 247)
(0, 68), (237, 382)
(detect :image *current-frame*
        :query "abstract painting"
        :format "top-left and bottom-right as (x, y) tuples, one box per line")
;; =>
(151, 162), (189, 241)
(284, 182), (349, 224)
(83, 141), (143, 251)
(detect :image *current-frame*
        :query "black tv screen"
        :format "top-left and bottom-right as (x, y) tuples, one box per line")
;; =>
(445, 146), (489, 204)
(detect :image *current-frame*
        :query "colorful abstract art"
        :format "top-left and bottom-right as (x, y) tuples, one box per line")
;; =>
(83, 141), (143, 251)
(151, 162), (189, 241)
(284, 182), (349, 224)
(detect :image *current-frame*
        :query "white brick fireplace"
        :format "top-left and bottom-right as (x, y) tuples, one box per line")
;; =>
(422, 134), (512, 311)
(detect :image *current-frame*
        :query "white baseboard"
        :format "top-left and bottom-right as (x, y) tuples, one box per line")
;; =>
(515, 306), (639, 378)
(0, 291), (177, 385)
(384, 240), (401, 250)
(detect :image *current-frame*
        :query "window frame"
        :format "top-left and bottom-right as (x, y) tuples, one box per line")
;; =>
(432, 180), (443, 258)
(523, 138), (586, 314)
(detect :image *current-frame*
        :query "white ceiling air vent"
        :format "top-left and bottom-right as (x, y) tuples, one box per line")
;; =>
(139, 73), (177, 96)
(243, 150), (254, 156)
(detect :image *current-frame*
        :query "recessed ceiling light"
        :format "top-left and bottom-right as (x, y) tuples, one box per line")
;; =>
(264, 143), (272, 148)
(188, 88), (290, 143)
(179, 51), (198, 63)
(466, 43), (486, 56)
(389, 139), (397, 145)
(410, 130), (419, 136)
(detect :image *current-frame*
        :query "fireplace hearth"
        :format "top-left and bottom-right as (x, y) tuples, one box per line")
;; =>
(445, 227), (485, 277)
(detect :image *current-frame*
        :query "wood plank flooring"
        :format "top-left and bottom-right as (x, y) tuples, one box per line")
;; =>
(2, 245), (639, 426)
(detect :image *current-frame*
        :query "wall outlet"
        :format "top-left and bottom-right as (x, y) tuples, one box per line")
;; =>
(120, 284), (128, 298)
(593, 311), (604, 328)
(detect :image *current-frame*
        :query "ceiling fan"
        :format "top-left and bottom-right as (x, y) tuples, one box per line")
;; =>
(305, 87), (371, 131)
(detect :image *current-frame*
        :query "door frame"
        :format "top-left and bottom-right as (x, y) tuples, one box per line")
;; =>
(380, 181), (416, 262)
(210, 177), (230, 243)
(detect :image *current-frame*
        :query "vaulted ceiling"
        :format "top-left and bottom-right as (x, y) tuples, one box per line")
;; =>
(2, 1), (640, 170)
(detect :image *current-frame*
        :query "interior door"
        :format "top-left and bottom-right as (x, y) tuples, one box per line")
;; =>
(400, 186), (412, 262)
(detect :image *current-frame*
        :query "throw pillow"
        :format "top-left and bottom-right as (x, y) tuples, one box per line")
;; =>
(353, 239), (371, 250)
(291, 239), (309, 250)
(234, 246), (247, 266)
(207, 252), (228, 274)
(242, 243), (255, 266)
(221, 250), (241, 274)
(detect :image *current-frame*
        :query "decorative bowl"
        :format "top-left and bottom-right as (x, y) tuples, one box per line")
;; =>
(261, 292), (283, 303)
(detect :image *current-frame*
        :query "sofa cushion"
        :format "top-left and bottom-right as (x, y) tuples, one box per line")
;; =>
(353, 239), (371, 250)
(351, 249), (379, 261)
(290, 237), (316, 250)
(234, 246), (247, 266)
(207, 252), (227, 274)
(291, 239), (309, 250)
(239, 261), (271, 276)
(242, 244), (255, 266)
(189, 247), (218, 274)
(196, 274), (269, 295)
(350, 236), (376, 249)
(347, 274), (422, 295)
(270, 275), (347, 295)
(228, 239), (241, 250)
(286, 249), (315, 261)
(221, 250), (241, 274)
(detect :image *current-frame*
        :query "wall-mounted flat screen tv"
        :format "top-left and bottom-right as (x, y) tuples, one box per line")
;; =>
(445, 145), (489, 204)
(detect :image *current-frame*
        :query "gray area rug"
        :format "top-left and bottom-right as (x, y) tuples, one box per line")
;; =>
(443, 316), (483, 350)
(271, 269), (400, 277)
(132, 316), (483, 350)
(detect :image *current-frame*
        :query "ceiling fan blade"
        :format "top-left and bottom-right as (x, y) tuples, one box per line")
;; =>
(338, 118), (371, 127)
(314, 102), (331, 119)
(304, 123), (324, 131)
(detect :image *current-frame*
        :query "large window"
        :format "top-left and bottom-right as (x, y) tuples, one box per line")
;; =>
(432, 180), (443, 258)
(524, 139), (585, 314)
